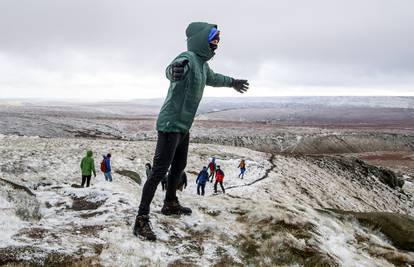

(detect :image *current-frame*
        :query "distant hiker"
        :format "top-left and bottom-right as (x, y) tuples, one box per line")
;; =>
(176, 172), (188, 192)
(133, 21), (249, 241)
(147, 163), (168, 190)
(214, 165), (225, 194)
(160, 170), (183, 191)
(161, 169), (169, 191)
(238, 159), (246, 179)
(80, 150), (96, 187)
(196, 166), (209, 196)
(208, 157), (217, 182)
(145, 163), (152, 180)
(101, 153), (112, 182)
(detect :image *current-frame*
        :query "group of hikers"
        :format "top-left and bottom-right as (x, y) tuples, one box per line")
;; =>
(79, 151), (112, 187)
(195, 157), (246, 196)
(195, 162), (225, 195)
(80, 150), (246, 196)
(80, 22), (248, 241)
(144, 157), (247, 196)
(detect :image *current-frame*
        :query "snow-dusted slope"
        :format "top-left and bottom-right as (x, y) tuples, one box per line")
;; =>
(0, 135), (413, 266)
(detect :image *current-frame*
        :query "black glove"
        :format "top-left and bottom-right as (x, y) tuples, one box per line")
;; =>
(171, 60), (189, 81)
(231, 79), (249, 93)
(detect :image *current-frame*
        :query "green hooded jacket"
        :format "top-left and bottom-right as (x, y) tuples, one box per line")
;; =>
(80, 151), (96, 176)
(156, 22), (234, 133)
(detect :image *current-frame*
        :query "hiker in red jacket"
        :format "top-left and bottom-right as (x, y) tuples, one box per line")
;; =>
(208, 157), (216, 182)
(214, 165), (225, 194)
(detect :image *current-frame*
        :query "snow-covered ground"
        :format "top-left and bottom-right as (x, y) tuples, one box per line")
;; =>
(0, 135), (413, 266)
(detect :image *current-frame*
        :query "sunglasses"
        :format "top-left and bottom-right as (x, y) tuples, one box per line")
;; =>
(210, 39), (220, 45)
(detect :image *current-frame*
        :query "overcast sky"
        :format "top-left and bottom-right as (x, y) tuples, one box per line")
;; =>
(0, 0), (413, 99)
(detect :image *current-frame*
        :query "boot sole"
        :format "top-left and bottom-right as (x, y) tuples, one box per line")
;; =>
(161, 210), (192, 216)
(133, 230), (157, 241)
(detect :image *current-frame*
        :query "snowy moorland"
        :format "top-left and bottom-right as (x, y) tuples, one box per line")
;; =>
(0, 135), (414, 266)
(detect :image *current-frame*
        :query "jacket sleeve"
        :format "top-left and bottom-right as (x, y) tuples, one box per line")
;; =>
(165, 56), (190, 82)
(206, 64), (233, 87)
(80, 158), (84, 169)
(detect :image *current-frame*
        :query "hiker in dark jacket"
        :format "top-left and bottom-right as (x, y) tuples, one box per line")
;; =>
(147, 163), (168, 190)
(80, 150), (96, 187)
(176, 172), (187, 192)
(196, 166), (209, 196)
(159, 169), (184, 191)
(145, 163), (152, 180)
(133, 22), (249, 241)
(103, 154), (112, 182)
(214, 165), (225, 194)
(161, 169), (169, 191)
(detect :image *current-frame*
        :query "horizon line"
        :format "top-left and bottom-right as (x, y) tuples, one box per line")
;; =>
(0, 95), (413, 102)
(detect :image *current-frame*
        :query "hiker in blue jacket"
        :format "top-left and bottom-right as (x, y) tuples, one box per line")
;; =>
(196, 166), (209, 196)
(103, 154), (112, 182)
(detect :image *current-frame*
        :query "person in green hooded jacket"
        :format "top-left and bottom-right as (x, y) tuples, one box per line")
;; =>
(80, 150), (96, 187)
(133, 22), (249, 241)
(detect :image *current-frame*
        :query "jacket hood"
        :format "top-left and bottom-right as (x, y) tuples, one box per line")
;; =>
(86, 151), (93, 157)
(186, 22), (217, 61)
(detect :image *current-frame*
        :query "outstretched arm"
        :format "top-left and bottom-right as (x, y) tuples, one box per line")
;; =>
(166, 58), (189, 82)
(206, 65), (233, 87)
(206, 65), (249, 93)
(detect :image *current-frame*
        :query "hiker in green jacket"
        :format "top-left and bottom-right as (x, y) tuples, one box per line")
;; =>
(133, 22), (249, 241)
(80, 150), (96, 187)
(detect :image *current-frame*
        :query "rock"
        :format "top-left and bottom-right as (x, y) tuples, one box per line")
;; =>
(71, 196), (105, 211)
(0, 178), (40, 221)
(326, 209), (414, 251)
(115, 170), (141, 185)
(192, 133), (414, 154)
(0, 245), (101, 266)
(71, 183), (83, 188)
(354, 158), (404, 188)
(305, 156), (404, 190)
(0, 178), (35, 196)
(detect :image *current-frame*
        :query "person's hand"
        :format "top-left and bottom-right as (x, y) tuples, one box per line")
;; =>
(231, 79), (249, 93)
(171, 60), (189, 81)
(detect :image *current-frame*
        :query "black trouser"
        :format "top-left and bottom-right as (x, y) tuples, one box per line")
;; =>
(81, 175), (91, 187)
(214, 181), (225, 193)
(208, 170), (215, 182)
(197, 184), (206, 195)
(138, 131), (189, 216)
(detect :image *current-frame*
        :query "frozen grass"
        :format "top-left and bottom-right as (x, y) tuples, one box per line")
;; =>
(0, 135), (413, 266)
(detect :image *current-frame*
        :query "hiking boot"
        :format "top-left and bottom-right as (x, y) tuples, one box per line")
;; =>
(161, 197), (192, 216)
(132, 215), (156, 241)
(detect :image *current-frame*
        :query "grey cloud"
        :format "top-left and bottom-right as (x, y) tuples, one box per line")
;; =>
(0, 0), (413, 97)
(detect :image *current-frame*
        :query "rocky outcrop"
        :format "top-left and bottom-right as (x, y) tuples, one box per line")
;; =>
(0, 245), (102, 266)
(304, 155), (405, 189)
(71, 196), (106, 211)
(0, 178), (40, 221)
(192, 133), (414, 154)
(115, 170), (141, 185)
(326, 209), (414, 251)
